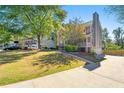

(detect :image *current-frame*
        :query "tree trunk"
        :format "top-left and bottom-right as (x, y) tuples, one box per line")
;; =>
(37, 34), (41, 49)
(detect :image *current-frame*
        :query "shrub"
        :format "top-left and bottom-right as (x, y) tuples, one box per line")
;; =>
(106, 43), (121, 50)
(65, 45), (78, 52)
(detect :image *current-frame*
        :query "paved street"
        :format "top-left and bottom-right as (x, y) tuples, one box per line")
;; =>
(1, 55), (124, 88)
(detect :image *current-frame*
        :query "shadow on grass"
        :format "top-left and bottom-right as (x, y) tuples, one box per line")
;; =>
(37, 53), (75, 65)
(0, 50), (39, 64)
(32, 53), (79, 69)
(32, 52), (81, 72)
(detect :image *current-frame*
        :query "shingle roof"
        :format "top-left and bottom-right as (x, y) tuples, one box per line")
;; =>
(83, 21), (92, 26)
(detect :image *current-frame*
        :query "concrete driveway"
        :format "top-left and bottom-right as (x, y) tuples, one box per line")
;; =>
(1, 55), (124, 88)
(92, 55), (124, 84)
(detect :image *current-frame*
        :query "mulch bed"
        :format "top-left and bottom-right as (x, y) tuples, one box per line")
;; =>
(0, 64), (3, 66)
(65, 51), (104, 62)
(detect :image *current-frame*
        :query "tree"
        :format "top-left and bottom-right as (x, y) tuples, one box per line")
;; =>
(22, 6), (67, 49)
(64, 18), (86, 46)
(0, 6), (29, 42)
(102, 28), (111, 49)
(113, 27), (124, 48)
(107, 6), (124, 24)
(107, 6), (124, 49)
(0, 6), (67, 49)
(0, 24), (11, 44)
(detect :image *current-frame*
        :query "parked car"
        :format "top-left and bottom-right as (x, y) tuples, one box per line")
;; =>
(4, 46), (21, 50)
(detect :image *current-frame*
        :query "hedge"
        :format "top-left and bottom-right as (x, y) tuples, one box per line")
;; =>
(65, 45), (78, 52)
(103, 50), (124, 56)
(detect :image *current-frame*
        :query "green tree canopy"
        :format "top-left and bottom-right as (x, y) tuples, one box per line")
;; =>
(0, 24), (11, 44)
(0, 6), (67, 48)
(107, 5), (124, 24)
(63, 18), (86, 45)
(102, 28), (112, 49)
(113, 27), (124, 48)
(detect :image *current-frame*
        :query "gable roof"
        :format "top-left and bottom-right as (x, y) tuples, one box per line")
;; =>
(83, 21), (92, 26)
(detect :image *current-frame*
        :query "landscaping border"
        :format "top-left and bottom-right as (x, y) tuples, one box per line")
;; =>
(59, 51), (93, 64)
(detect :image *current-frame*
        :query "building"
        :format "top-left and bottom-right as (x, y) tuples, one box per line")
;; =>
(0, 35), (56, 50)
(58, 12), (103, 55)
(0, 12), (103, 55)
(23, 36), (55, 49)
(82, 12), (103, 54)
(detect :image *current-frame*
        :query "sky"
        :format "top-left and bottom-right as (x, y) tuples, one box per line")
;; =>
(62, 5), (122, 39)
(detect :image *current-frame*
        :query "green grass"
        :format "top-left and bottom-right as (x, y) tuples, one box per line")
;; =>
(0, 50), (86, 86)
(0, 50), (38, 64)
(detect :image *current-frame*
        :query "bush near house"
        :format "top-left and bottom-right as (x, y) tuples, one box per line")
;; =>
(65, 45), (78, 52)
(103, 50), (124, 56)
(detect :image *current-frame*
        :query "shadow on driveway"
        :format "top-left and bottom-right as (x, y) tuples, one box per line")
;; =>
(83, 62), (101, 71)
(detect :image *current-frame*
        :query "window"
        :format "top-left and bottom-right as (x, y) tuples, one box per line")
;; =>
(86, 27), (90, 34)
(51, 37), (54, 40)
(88, 37), (90, 42)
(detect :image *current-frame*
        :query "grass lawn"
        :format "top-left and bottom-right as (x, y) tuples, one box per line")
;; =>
(0, 50), (86, 86)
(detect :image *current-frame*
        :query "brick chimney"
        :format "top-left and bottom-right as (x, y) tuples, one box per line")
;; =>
(92, 12), (102, 55)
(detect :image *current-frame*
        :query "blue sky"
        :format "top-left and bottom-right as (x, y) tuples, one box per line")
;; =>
(62, 5), (122, 39)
